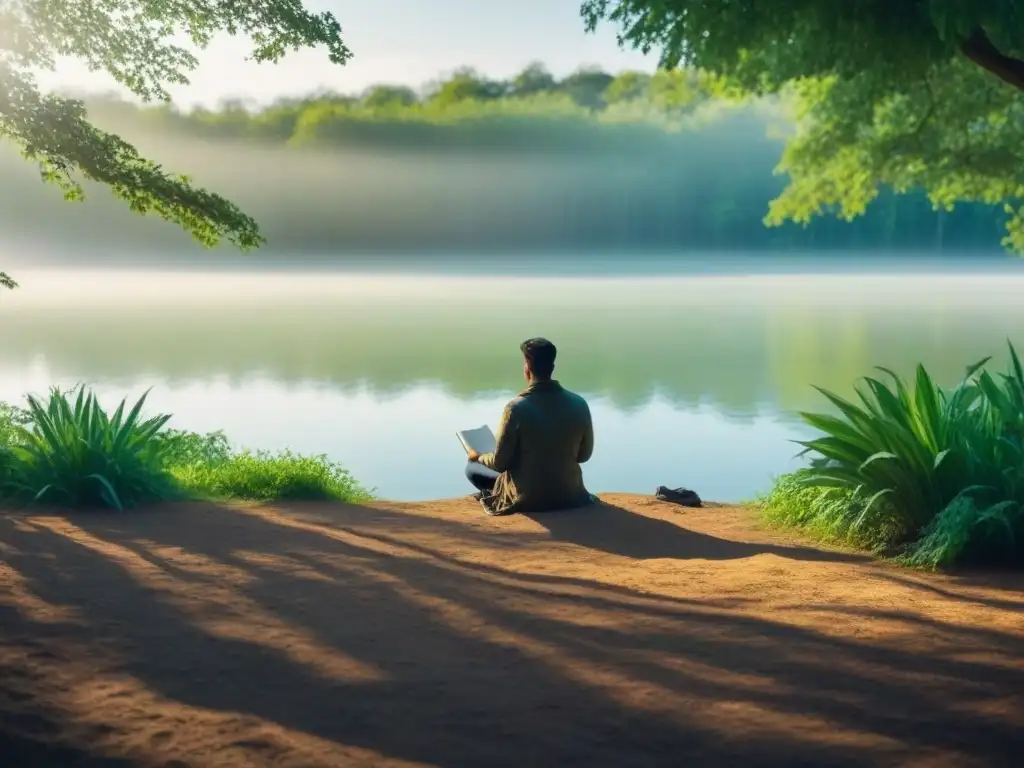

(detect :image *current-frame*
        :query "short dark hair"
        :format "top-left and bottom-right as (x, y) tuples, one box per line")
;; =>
(520, 337), (556, 379)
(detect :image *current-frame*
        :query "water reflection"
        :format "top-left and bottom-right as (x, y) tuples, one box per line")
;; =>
(2, 270), (1021, 416)
(1, 269), (1021, 499)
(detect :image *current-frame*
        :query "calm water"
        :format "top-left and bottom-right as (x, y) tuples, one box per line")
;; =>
(2, 265), (1024, 501)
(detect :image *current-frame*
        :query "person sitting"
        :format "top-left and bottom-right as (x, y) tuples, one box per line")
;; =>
(465, 337), (594, 515)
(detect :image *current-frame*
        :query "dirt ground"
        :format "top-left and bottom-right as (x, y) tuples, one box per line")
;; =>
(1, 493), (1023, 767)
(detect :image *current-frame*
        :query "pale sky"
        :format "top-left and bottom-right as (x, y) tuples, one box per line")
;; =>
(39, 0), (655, 107)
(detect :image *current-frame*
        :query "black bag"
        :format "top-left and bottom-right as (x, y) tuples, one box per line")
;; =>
(655, 486), (702, 507)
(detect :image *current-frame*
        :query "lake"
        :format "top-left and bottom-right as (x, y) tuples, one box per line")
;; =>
(2, 261), (1024, 501)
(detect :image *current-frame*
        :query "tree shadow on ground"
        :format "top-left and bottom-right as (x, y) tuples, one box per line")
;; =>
(0, 730), (133, 768)
(1, 501), (1022, 767)
(522, 500), (868, 562)
(867, 569), (1024, 611)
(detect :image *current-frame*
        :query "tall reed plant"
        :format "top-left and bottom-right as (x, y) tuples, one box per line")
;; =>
(765, 342), (1024, 567)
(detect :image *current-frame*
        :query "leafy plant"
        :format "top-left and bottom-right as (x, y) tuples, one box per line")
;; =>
(3, 386), (175, 510)
(773, 341), (1024, 567)
(0, 387), (372, 510)
(794, 357), (990, 536)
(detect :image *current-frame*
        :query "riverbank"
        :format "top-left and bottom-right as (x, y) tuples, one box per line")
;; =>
(2, 493), (1022, 766)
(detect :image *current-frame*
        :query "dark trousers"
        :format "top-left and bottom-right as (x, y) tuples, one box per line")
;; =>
(465, 461), (500, 494)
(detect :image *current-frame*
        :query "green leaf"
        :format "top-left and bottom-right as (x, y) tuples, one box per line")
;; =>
(860, 451), (899, 471)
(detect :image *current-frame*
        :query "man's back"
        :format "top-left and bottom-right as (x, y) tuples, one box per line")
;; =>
(483, 379), (593, 514)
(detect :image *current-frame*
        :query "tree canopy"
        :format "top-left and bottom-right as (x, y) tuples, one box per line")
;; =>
(3, 1), (1022, 294)
(0, 0), (351, 287)
(582, 1), (1024, 249)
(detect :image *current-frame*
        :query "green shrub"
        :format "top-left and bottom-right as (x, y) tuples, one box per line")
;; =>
(0, 387), (372, 510)
(769, 341), (1024, 568)
(0, 402), (30, 444)
(0, 403), (29, 490)
(170, 449), (371, 503)
(151, 428), (232, 467)
(2, 386), (175, 509)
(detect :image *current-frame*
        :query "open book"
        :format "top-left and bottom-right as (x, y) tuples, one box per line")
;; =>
(456, 424), (496, 455)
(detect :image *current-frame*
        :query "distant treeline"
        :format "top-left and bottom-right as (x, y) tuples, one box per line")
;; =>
(0, 64), (1009, 256)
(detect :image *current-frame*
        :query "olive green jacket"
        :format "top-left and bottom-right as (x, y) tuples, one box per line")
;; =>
(477, 379), (594, 514)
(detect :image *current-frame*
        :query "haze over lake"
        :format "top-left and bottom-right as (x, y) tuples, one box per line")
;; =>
(3, 257), (1023, 501)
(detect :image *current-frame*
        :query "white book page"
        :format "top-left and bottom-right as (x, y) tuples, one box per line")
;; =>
(456, 425), (496, 455)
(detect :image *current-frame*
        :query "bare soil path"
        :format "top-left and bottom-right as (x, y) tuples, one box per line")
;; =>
(2, 494), (1023, 767)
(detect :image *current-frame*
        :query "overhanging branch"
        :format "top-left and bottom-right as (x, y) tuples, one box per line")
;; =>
(960, 27), (1024, 92)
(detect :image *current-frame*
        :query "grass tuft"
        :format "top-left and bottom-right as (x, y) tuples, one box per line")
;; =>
(171, 449), (372, 503)
(758, 470), (899, 552)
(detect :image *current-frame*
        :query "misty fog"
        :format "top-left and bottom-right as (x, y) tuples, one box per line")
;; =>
(0, 101), (1008, 269)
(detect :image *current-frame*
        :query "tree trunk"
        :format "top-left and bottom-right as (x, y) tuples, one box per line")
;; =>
(960, 28), (1024, 92)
